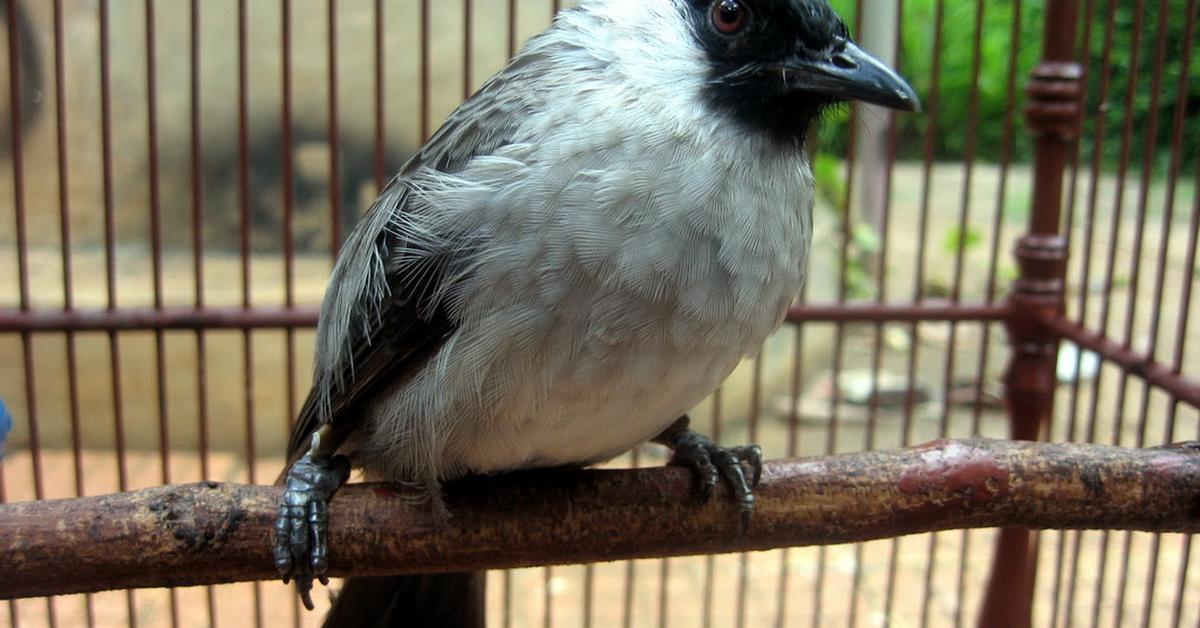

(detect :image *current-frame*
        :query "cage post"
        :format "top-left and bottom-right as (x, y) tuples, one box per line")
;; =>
(977, 0), (1082, 626)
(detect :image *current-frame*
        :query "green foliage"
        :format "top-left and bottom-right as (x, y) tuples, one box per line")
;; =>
(941, 225), (984, 255)
(845, 222), (882, 299)
(812, 152), (848, 209)
(817, 0), (1197, 172)
(1078, 0), (1200, 174)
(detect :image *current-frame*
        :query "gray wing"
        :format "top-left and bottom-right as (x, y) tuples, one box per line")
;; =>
(285, 52), (545, 461)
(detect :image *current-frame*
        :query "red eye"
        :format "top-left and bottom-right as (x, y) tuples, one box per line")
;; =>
(711, 0), (749, 35)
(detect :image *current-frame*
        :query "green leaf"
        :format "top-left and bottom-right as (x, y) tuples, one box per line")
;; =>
(942, 226), (983, 254)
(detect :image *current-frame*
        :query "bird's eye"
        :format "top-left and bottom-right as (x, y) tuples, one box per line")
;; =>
(711, 0), (749, 35)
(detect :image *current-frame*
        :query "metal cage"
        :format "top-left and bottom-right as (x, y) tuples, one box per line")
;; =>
(0, 0), (1197, 626)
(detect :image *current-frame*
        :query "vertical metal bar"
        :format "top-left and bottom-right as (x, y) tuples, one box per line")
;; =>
(463, 0), (473, 100)
(658, 558), (669, 628)
(914, 3), (946, 626)
(146, 0), (167, 432)
(420, 0), (430, 141)
(189, 0), (207, 474)
(864, 23), (902, 628)
(7, 0), (54, 624)
(6, 0), (31, 405)
(949, 0), (986, 305)
(95, 9), (131, 628)
(702, 388), (723, 628)
(1164, 137), (1200, 628)
(1047, 0), (1089, 615)
(237, 0), (253, 476)
(950, 4), (986, 626)
(1074, 0), (1117, 446)
(1052, 26), (1089, 601)
(623, 447), (641, 628)
(854, 66), (899, 628)
(1062, 2), (1116, 622)
(144, 1), (181, 624)
(1091, 0), (1145, 344)
(1169, 142), (1200, 381)
(1168, 531), (1195, 628)
(979, 0), (1082, 626)
(734, 356), (763, 628)
(974, 0), (1023, 439)
(851, 7), (900, 621)
(49, 3), (103, 621)
(507, 0), (517, 57)
(188, 1), (216, 621)
(235, 2), (264, 626)
(774, 292), (806, 628)
(582, 564), (594, 628)
(827, 4), (862, 624)
(50, 0), (84, 509)
(502, 570), (512, 628)
(280, 1), (296, 310)
(374, 0), (386, 191)
(328, 0), (343, 253)
(49, 0), (85, 624)
(98, 1), (125, 624)
(881, 1), (913, 621)
(814, 2), (864, 621)
(280, 3), (301, 623)
(235, 0), (254, 477)
(544, 566), (553, 628)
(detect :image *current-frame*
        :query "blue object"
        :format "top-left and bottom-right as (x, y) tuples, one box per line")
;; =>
(0, 398), (11, 460)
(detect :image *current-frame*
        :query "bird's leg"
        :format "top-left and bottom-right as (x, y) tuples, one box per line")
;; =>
(652, 415), (763, 534)
(274, 425), (351, 610)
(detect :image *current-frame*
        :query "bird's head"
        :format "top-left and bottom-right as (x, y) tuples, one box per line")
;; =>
(679, 0), (920, 143)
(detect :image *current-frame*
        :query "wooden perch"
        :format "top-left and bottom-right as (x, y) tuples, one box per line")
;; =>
(2, 438), (1198, 599)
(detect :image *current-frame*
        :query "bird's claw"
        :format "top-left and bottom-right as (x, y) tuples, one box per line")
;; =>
(274, 452), (350, 610)
(666, 429), (763, 534)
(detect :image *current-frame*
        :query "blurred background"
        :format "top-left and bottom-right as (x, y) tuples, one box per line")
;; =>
(0, 0), (1197, 626)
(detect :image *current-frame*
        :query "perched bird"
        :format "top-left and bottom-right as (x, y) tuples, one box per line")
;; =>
(274, 0), (918, 625)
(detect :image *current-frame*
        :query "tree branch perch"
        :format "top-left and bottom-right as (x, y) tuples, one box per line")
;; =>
(2, 438), (1198, 599)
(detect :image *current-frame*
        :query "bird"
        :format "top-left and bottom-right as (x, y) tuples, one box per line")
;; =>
(273, 0), (918, 625)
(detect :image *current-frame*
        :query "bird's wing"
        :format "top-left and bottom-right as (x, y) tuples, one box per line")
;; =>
(285, 60), (538, 462)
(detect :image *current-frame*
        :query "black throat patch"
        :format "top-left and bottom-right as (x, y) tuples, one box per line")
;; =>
(682, 0), (847, 146)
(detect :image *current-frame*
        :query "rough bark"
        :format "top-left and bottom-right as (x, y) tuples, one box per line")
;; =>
(1, 438), (1197, 599)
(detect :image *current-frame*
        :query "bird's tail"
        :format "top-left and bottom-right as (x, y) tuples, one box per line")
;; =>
(321, 572), (486, 628)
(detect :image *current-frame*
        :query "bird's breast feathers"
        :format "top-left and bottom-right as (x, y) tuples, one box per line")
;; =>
(347, 0), (817, 478)
(375, 114), (813, 476)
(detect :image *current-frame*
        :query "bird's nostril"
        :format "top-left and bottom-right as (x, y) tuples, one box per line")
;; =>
(831, 53), (858, 69)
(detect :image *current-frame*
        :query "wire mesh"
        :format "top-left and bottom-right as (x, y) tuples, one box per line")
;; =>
(0, 0), (1197, 626)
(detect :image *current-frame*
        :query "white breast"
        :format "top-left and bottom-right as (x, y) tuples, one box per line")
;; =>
(350, 124), (812, 482)
(346, 5), (814, 483)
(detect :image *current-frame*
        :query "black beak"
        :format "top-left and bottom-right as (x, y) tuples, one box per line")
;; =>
(781, 38), (921, 112)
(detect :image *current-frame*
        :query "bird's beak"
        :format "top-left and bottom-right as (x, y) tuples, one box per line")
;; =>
(781, 39), (921, 112)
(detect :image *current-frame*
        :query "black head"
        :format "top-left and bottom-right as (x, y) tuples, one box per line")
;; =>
(684, 0), (919, 144)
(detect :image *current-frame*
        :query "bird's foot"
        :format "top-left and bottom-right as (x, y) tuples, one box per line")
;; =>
(274, 450), (351, 610)
(654, 416), (763, 534)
